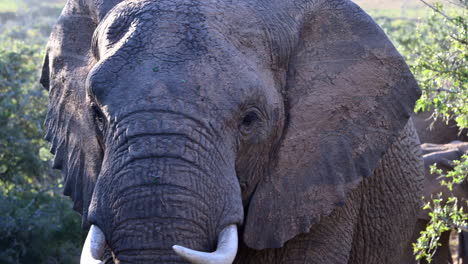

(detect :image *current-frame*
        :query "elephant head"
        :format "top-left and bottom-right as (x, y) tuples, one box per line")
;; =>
(41, 0), (420, 263)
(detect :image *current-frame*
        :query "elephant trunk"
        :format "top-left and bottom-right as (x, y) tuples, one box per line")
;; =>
(87, 111), (243, 263)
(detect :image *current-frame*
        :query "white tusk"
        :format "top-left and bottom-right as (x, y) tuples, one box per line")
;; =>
(80, 225), (106, 264)
(173, 224), (238, 264)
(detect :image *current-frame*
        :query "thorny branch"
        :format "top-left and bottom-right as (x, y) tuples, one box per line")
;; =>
(420, 0), (456, 21)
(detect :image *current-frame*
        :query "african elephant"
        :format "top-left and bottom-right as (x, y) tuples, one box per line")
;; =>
(404, 112), (468, 264)
(402, 141), (468, 264)
(413, 111), (468, 144)
(40, 0), (424, 263)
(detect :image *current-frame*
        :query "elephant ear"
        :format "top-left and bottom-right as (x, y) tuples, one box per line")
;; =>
(41, 0), (101, 228)
(243, 0), (421, 249)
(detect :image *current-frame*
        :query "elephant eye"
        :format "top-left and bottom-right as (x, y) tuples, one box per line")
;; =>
(240, 110), (263, 137)
(92, 104), (106, 135)
(242, 112), (259, 127)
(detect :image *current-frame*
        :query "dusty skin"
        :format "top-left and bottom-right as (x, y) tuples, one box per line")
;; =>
(41, 0), (423, 263)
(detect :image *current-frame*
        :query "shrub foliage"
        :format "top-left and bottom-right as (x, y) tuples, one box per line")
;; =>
(0, 1), (83, 263)
(375, 0), (468, 262)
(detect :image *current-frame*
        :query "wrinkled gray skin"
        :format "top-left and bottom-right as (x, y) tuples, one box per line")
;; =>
(41, 0), (424, 263)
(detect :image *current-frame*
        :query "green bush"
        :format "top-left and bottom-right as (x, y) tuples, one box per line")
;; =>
(0, 2), (84, 263)
(0, 38), (52, 185)
(411, 2), (467, 129)
(374, 1), (468, 262)
(413, 156), (468, 262)
(0, 185), (83, 264)
(376, 1), (467, 129)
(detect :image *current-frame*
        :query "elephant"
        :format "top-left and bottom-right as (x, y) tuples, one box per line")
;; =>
(402, 141), (468, 264)
(40, 0), (424, 263)
(413, 111), (468, 144)
(403, 112), (468, 264)
(420, 142), (468, 217)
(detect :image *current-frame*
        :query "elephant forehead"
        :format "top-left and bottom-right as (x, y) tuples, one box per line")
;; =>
(91, 1), (205, 66)
(93, 0), (283, 66)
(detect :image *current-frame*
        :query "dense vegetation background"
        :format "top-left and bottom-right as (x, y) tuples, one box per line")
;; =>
(0, 1), (84, 263)
(0, 0), (465, 263)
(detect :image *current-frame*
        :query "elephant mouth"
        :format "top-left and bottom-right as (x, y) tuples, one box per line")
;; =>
(80, 224), (239, 264)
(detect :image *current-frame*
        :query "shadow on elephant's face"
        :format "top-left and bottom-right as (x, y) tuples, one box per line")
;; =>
(41, 0), (421, 262)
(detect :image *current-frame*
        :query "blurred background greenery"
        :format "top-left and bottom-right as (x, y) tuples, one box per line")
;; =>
(0, 1), (83, 263)
(0, 0), (465, 263)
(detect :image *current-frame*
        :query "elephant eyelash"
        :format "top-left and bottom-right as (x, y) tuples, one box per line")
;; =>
(91, 103), (107, 154)
(92, 104), (107, 136)
(92, 42), (100, 61)
(91, 28), (101, 61)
